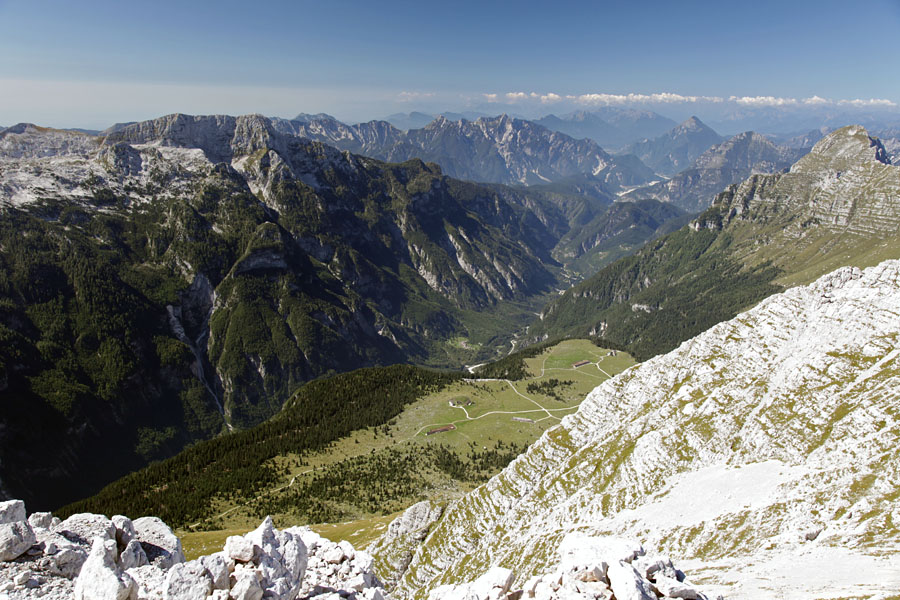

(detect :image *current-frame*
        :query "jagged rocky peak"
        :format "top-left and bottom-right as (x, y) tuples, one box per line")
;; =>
(674, 116), (706, 132)
(391, 259), (900, 599)
(293, 112), (339, 123)
(790, 124), (890, 173)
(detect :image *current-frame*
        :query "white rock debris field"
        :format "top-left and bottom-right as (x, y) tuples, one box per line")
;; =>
(0, 498), (717, 600)
(0, 499), (387, 600)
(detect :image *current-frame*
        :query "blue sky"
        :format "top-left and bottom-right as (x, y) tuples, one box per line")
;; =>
(2, 0), (900, 128)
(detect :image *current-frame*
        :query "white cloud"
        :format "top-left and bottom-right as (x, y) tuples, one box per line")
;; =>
(484, 90), (898, 110)
(540, 93), (562, 104)
(838, 98), (897, 107)
(398, 91), (435, 102)
(729, 95), (799, 107)
(563, 92), (725, 105)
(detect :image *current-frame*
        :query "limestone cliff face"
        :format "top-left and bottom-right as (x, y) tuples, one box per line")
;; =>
(392, 259), (900, 599)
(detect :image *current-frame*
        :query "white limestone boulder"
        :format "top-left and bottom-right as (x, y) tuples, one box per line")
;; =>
(230, 567), (263, 600)
(0, 500), (26, 524)
(73, 537), (136, 600)
(132, 517), (184, 569)
(112, 515), (137, 549)
(0, 519), (36, 561)
(55, 513), (117, 547)
(632, 556), (683, 582)
(225, 535), (256, 563)
(28, 511), (55, 530)
(47, 546), (90, 579)
(607, 561), (656, 600)
(163, 560), (212, 600)
(118, 539), (149, 571)
(467, 566), (515, 600)
(126, 564), (167, 600)
(651, 574), (705, 600)
(199, 552), (230, 590)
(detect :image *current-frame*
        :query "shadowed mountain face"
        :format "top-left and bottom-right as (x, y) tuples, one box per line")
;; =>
(0, 113), (683, 509)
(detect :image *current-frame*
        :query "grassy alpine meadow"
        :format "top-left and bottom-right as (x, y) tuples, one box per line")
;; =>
(174, 339), (635, 544)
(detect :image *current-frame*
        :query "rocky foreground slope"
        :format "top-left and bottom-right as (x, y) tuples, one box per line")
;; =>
(388, 259), (900, 599)
(0, 498), (387, 600)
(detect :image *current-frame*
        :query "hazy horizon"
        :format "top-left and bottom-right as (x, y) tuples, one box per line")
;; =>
(2, 0), (900, 130)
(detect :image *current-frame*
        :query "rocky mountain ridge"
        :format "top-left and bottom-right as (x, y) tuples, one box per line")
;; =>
(621, 131), (804, 212)
(0, 498), (388, 600)
(694, 125), (898, 237)
(271, 114), (656, 189)
(389, 258), (900, 599)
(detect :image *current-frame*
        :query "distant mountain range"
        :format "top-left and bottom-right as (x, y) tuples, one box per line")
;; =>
(272, 113), (656, 189)
(531, 125), (900, 359)
(620, 130), (805, 212)
(534, 108), (677, 150)
(381, 112), (491, 131)
(621, 116), (724, 176)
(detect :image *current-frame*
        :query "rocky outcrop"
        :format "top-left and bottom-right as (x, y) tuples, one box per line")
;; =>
(367, 501), (444, 588)
(0, 500), (36, 562)
(0, 500), (725, 600)
(696, 125), (900, 236)
(0, 501), (387, 600)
